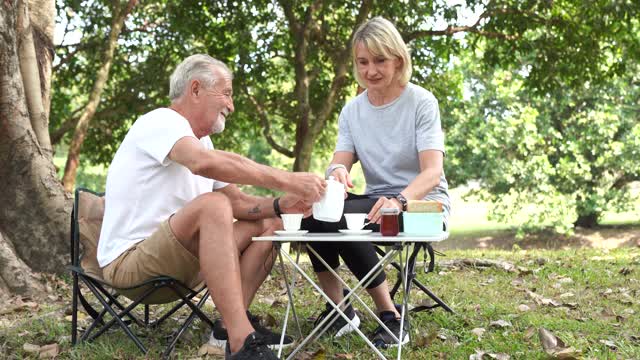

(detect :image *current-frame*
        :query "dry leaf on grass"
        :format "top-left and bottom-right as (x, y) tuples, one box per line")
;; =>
(471, 328), (486, 340)
(538, 328), (580, 359)
(335, 353), (354, 359)
(489, 320), (512, 328)
(469, 350), (511, 360)
(198, 343), (225, 356)
(599, 340), (617, 350)
(23, 343), (40, 353)
(415, 329), (439, 346)
(296, 349), (326, 360)
(38, 344), (60, 359)
(517, 304), (531, 312)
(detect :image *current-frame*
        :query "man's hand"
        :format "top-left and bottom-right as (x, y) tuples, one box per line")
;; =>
(279, 194), (313, 217)
(288, 172), (326, 203)
(367, 197), (403, 224)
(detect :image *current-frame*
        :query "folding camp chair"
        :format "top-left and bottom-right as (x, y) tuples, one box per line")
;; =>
(376, 243), (454, 314)
(69, 188), (215, 358)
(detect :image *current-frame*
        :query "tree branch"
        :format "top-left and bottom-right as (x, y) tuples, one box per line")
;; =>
(242, 87), (295, 158)
(312, 0), (373, 135)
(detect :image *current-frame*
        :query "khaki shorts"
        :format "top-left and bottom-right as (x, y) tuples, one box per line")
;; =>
(103, 219), (204, 304)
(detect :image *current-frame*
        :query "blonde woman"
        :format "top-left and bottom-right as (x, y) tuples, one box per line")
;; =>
(302, 17), (450, 347)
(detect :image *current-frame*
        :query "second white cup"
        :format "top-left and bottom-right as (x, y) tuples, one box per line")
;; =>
(281, 213), (303, 231)
(344, 213), (368, 230)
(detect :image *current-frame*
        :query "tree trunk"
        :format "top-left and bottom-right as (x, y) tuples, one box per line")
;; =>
(61, 0), (137, 192)
(574, 212), (600, 228)
(1, 0), (70, 298)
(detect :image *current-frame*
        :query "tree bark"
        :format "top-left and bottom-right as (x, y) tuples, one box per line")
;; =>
(574, 212), (600, 228)
(1, 0), (71, 296)
(16, 0), (52, 155)
(61, 0), (137, 192)
(0, 231), (46, 297)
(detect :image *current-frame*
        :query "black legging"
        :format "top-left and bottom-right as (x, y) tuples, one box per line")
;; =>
(301, 193), (404, 290)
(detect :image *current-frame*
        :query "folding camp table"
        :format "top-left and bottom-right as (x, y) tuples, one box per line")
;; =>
(253, 232), (449, 359)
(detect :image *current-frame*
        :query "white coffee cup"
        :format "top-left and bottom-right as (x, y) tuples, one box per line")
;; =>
(312, 177), (345, 222)
(281, 213), (303, 231)
(344, 213), (369, 230)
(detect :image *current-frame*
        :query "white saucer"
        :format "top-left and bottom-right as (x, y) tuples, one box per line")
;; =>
(339, 229), (373, 235)
(275, 230), (309, 236)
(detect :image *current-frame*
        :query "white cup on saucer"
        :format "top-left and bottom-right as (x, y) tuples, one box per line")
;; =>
(312, 177), (345, 222)
(344, 213), (369, 230)
(281, 214), (303, 231)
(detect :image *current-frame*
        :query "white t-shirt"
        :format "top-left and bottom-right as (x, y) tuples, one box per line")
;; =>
(97, 108), (228, 267)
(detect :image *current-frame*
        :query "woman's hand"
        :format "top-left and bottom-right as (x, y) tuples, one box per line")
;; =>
(367, 197), (403, 224)
(330, 167), (353, 198)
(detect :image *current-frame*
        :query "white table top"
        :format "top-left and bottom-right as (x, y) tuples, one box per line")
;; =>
(253, 232), (449, 243)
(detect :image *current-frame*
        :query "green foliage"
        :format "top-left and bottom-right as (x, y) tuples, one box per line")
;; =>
(448, 40), (640, 233)
(50, 0), (640, 233)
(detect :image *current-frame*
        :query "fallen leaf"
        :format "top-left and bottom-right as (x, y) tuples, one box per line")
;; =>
(38, 343), (60, 359)
(23, 343), (40, 353)
(414, 329), (438, 346)
(524, 327), (536, 340)
(538, 328), (580, 359)
(619, 267), (632, 275)
(517, 304), (531, 312)
(469, 350), (510, 360)
(296, 349), (326, 360)
(599, 340), (617, 350)
(197, 343), (225, 356)
(489, 320), (512, 328)
(471, 328), (486, 340)
(559, 292), (574, 298)
(335, 353), (354, 359)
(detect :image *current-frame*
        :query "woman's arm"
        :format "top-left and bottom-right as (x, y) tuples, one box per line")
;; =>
(400, 149), (443, 200)
(367, 150), (443, 223)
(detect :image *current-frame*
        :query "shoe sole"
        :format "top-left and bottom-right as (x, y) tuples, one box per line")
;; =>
(335, 314), (361, 337)
(207, 335), (294, 351)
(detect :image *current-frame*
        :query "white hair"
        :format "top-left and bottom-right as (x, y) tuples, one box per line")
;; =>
(169, 54), (232, 100)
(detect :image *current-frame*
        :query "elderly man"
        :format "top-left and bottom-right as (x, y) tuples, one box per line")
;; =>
(97, 54), (326, 360)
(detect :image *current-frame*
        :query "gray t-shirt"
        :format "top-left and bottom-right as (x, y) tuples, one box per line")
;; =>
(335, 83), (450, 216)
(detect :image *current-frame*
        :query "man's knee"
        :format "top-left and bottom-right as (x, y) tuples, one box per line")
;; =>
(198, 192), (233, 221)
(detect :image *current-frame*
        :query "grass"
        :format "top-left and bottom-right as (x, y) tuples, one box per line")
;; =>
(1, 247), (638, 359)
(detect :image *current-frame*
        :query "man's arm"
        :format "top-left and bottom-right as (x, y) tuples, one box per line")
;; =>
(217, 184), (313, 221)
(216, 184), (276, 221)
(169, 136), (325, 203)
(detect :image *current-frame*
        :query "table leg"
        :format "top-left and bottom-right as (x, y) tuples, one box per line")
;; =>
(280, 250), (389, 360)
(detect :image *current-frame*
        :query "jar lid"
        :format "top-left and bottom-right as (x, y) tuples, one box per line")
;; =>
(381, 207), (400, 215)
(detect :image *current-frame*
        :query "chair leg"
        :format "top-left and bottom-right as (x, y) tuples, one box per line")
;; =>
(71, 273), (79, 346)
(145, 304), (149, 326)
(162, 290), (211, 359)
(82, 279), (149, 354)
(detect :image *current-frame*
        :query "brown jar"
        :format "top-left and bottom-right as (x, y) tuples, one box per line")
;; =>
(380, 208), (400, 236)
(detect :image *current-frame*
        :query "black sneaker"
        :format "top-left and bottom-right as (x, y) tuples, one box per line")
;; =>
(225, 332), (278, 360)
(209, 311), (293, 351)
(370, 311), (409, 348)
(313, 301), (360, 337)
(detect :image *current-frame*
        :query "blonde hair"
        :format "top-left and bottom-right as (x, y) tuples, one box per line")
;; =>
(351, 17), (412, 88)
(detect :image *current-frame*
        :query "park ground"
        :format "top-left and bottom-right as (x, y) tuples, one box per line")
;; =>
(1, 188), (638, 359)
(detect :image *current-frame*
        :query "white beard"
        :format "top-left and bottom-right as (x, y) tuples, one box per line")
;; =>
(212, 114), (226, 134)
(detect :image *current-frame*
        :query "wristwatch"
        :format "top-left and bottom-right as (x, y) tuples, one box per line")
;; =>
(395, 194), (408, 211)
